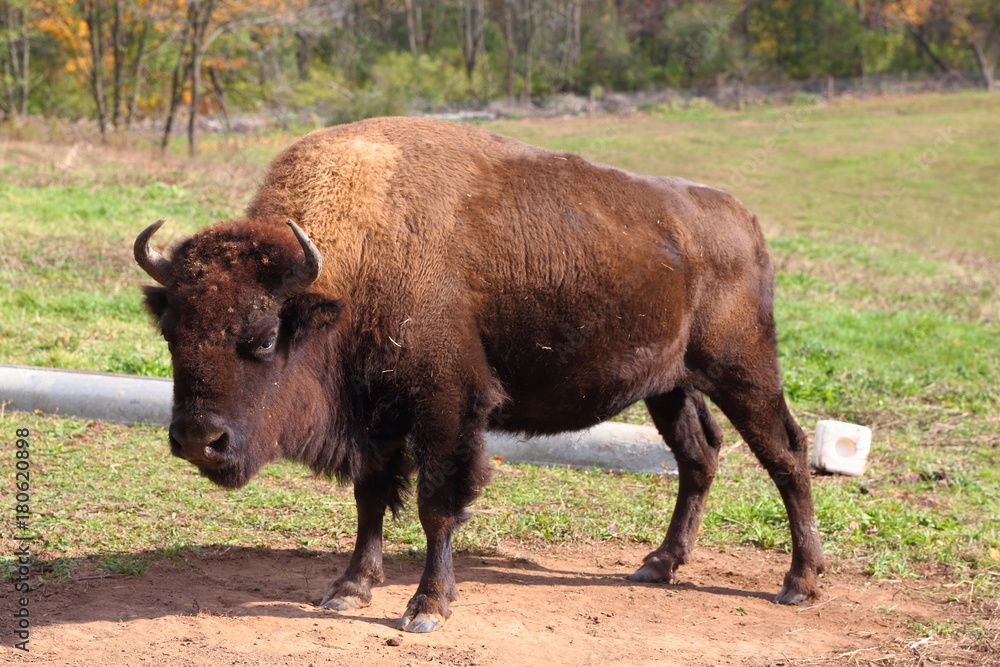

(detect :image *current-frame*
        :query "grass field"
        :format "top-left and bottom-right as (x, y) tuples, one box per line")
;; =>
(1, 92), (998, 638)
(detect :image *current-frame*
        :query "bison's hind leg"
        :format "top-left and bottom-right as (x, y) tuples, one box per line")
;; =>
(708, 382), (826, 605)
(629, 387), (723, 584)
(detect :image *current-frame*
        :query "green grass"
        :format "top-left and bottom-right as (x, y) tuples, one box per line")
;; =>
(2, 408), (996, 589)
(0, 143), (258, 375)
(774, 238), (998, 420)
(0, 93), (998, 606)
(486, 91), (1000, 261)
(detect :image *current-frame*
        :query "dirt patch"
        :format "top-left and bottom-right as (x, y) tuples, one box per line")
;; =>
(3, 543), (996, 666)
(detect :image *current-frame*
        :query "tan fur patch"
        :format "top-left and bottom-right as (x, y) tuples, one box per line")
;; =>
(295, 138), (399, 235)
(264, 136), (402, 292)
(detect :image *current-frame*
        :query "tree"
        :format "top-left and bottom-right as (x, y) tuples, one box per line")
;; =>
(459, 0), (484, 80)
(533, 0), (582, 92)
(515, 0), (537, 104)
(0, 0), (32, 119)
(5, 0), (995, 136)
(34, 0), (170, 135)
(749, 0), (865, 80)
(559, 0), (580, 87)
(185, 0), (211, 154)
(886, 0), (1000, 89)
(664, 1), (741, 87)
(945, 0), (996, 89)
(159, 0), (308, 153)
(403, 0), (422, 54)
(494, 0), (541, 104)
(497, 0), (516, 100)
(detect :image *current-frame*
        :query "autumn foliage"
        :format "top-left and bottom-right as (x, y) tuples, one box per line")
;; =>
(1, 1), (996, 152)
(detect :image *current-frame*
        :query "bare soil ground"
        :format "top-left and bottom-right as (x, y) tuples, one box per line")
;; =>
(3, 543), (997, 666)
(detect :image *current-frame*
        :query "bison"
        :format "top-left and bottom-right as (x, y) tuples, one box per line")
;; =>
(134, 116), (825, 633)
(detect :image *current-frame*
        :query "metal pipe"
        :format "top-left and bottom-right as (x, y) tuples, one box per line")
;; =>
(0, 364), (675, 474)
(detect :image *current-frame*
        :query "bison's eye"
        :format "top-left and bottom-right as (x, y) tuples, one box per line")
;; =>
(244, 327), (279, 361)
(258, 335), (276, 352)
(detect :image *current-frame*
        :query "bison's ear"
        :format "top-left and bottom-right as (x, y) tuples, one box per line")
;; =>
(143, 286), (169, 321)
(281, 292), (342, 341)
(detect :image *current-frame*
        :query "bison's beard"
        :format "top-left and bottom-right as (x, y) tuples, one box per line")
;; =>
(199, 464), (254, 488)
(195, 455), (267, 489)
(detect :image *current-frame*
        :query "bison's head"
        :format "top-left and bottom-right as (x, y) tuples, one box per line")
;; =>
(135, 219), (342, 488)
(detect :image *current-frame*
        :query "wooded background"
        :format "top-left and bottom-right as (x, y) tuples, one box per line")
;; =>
(1, 0), (997, 152)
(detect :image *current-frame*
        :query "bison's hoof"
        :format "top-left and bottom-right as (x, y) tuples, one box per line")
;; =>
(627, 566), (667, 584)
(772, 570), (820, 605)
(320, 594), (368, 611)
(627, 556), (676, 584)
(399, 613), (442, 633)
(773, 587), (809, 605)
(397, 594), (450, 633)
(319, 577), (376, 611)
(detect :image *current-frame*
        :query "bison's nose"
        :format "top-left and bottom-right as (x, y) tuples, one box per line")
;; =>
(169, 413), (232, 467)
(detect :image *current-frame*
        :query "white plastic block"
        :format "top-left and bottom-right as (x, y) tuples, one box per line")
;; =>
(811, 420), (872, 476)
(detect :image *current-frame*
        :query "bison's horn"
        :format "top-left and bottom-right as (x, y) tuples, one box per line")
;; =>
(279, 220), (323, 298)
(134, 218), (172, 286)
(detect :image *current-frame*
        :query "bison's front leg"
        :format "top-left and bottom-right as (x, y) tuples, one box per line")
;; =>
(320, 458), (408, 611)
(398, 437), (490, 633)
(398, 501), (461, 633)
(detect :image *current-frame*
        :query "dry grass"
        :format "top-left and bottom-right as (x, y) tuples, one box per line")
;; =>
(0, 133), (270, 211)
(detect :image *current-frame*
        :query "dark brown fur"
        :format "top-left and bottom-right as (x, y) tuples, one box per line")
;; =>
(140, 116), (825, 633)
